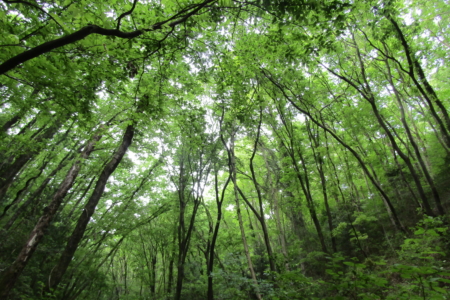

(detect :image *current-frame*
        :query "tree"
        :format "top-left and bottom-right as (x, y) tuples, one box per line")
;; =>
(1, 0), (450, 299)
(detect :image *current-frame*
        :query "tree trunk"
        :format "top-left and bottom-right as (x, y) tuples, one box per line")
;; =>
(3, 149), (76, 230)
(262, 71), (406, 232)
(0, 131), (101, 298)
(45, 124), (134, 293)
(383, 56), (445, 215)
(2, 114), (21, 133)
(0, 124), (59, 201)
(249, 109), (277, 273)
(325, 37), (436, 216)
(230, 130), (262, 300)
(206, 157), (231, 300)
(280, 129), (329, 253)
(386, 16), (450, 146)
(307, 121), (337, 252)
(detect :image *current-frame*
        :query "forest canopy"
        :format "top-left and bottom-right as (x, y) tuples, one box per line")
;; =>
(0, 0), (449, 299)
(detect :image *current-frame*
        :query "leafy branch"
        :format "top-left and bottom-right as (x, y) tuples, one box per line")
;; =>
(2, 0), (64, 28)
(0, 0), (217, 75)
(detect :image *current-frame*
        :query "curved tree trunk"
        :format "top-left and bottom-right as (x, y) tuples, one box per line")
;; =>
(383, 56), (445, 215)
(263, 70), (406, 233)
(206, 129), (232, 300)
(249, 108), (277, 273)
(386, 16), (450, 146)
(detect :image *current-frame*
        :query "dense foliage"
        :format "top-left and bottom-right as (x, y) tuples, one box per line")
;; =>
(0, 0), (449, 299)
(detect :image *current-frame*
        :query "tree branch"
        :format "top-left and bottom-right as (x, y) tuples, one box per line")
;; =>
(0, 0), (217, 75)
(2, 0), (63, 29)
(116, 0), (139, 30)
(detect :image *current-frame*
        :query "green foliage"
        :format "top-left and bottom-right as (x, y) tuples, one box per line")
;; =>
(275, 270), (319, 299)
(385, 216), (450, 299)
(1, 0), (450, 299)
(312, 216), (450, 299)
(399, 216), (448, 263)
(322, 255), (388, 299)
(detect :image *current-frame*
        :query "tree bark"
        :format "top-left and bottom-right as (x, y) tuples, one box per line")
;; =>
(0, 123), (59, 201)
(45, 124), (134, 293)
(262, 70), (406, 233)
(206, 161), (231, 299)
(0, 131), (101, 298)
(229, 130), (262, 300)
(249, 108), (277, 273)
(307, 121), (337, 252)
(383, 56), (445, 215)
(386, 16), (450, 146)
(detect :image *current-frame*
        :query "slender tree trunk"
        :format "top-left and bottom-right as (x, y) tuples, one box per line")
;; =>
(174, 193), (202, 300)
(271, 100), (329, 252)
(65, 175), (97, 221)
(151, 254), (157, 295)
(0, 115), (39, 170)
(139, 231), (152, 293)
(174, 155), (189, 300)
(0, 124), (59, 201)
(45, 124), (134, 293)
(2, 114), (21, 133)
(281, 132), (329, 253)
(167, 241), (175, 295)
(122, 254), (128, 295)
(206, 164), (231, 300)
(0, 131), (101, 298)
(307, 121), (337, 252)
(386, 16), (450, 146)
(173, 135), (212, 300)
(383, 56), (445, 214)
(318, 150), (337, 251)
(206, 109), (233, 300)
(0, 163), (44, 219)
(263, 71), (406, 232)
(324, 131), (345, 203)
(273, 190), (289, 270)
(326, 36), (436, 216)
(368, 101), (436, 215)
(260, 145), (290, 270)
(230, 131), (262, 300)
(249, 109), (277, 273)
(4, 148), (76, 230)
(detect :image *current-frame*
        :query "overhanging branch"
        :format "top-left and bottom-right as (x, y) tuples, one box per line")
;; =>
(2, 0), (64, 29)
(0, 0), (217, 75)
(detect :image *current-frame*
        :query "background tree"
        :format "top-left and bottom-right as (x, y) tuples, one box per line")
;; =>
(1, 0), (450, 299)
